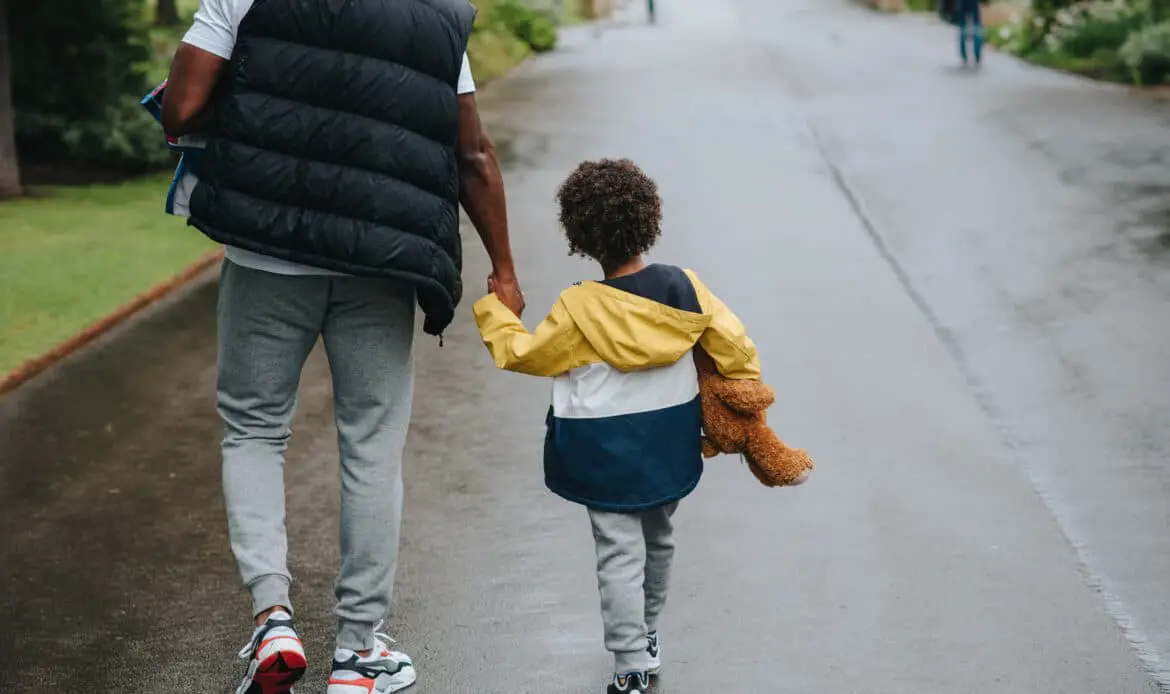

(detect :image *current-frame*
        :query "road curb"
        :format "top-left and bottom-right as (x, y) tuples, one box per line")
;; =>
(0, 248), (224, 397)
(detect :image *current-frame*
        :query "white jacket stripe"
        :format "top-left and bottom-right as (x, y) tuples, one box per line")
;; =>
(551, 353), (699, 420)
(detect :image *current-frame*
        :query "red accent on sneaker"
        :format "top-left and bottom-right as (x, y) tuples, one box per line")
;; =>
(326, 675), (377, 691)
(251, 641), (307, 693)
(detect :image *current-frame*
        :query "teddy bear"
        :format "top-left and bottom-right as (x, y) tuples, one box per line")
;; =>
(694, 349), (814, 487)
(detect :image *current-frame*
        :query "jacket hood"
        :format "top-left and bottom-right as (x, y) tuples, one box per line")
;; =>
(559, 281), (713, 372)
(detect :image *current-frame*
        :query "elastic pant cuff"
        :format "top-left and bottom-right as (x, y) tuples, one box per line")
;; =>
(249, 574), (292, 618)
(337, 619), (377, 652)
(614, 649), (650, 675)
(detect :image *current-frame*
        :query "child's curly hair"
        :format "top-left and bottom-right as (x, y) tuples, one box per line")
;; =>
(556, 159), (662, 265)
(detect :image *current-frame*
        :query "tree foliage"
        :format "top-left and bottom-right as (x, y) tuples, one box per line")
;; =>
(9, 0), (170, 173)
(1028, 0), (1080, 51)
(155, 0), (181, 26)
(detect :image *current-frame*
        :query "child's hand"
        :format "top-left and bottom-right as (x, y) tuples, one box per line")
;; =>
(487, 275), (497, 295)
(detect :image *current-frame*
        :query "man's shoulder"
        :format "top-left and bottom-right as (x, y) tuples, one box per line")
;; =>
(222, 0), (257, 21)
(193, 0), (255, 24)
(183, 0), (254, 58)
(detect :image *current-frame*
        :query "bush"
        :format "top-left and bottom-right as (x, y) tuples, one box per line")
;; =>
(986, 20), (1034, 53)
(10, 0), (166, 173)
(1050, 0), (1148, 58)
(496, 0), (559, 53)
(1120, 20), (1170, 83)
(15, 95), (175, 174)
(10, 0), (151, 124)
(988, 0), (1166, 84)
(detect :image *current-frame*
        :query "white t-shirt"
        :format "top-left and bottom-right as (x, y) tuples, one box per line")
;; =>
(177, 0), (477, 276)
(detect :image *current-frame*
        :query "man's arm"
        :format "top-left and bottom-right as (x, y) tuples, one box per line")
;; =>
(160, 0), (238, 136)
(161, 44), (228, 136)
(457, 93), (525, 316)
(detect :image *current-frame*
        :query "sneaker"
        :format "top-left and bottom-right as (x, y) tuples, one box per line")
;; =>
(607, 671), (650, 693)
(235, 610), (307, 694)
(326, 624), (417, 693)
(646, 632), (661, 676)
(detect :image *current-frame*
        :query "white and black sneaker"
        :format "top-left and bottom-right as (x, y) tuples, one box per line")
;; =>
(326, 624), (416, 693)
(646, 632), (661, 676)
(234, 610), (307, 694)
(607, 671), (650, 693)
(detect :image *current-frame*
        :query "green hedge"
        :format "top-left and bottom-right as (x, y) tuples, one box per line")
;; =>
(468, 0), (561, 82)
(989, 0), (1170, 85)
(11, 0), (166, 173)
(1120, 20), (1170, 83)
(496, 0), (559, 53)
(10, 0), (560, 174)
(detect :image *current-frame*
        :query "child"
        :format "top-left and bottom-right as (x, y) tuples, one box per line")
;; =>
(473, 159), (761, 694)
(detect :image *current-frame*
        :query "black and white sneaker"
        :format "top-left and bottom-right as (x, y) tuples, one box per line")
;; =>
(326, 623), (416, 693)
(234, 610), (307, 694)
(607, 671), (650, 693)
(646, 632), (661, 675)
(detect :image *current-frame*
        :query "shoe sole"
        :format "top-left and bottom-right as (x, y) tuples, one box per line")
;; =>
(388, 667), (418, 692)
(647, 652), (661, 676)
(326, 665), (417, 694)
(237, 649), (308, 694)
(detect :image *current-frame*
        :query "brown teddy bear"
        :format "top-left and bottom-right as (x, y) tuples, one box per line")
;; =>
(695, 349), (814, 487)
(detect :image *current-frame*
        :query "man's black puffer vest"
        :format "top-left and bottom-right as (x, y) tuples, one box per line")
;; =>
(188, 0), (477, 336)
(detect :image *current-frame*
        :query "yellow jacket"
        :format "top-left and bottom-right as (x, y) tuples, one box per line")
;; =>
(473, 269), (760, 381)
(473, 265), (760, 511)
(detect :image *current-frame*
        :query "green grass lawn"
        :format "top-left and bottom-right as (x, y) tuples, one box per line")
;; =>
(1, 0), (543, 378)
(0, 177), (215, 375)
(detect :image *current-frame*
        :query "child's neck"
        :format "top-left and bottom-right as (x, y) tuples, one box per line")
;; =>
(602, 256), (646, 280)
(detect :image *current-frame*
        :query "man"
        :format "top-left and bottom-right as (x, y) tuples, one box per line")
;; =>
(161, 1), (524, 692)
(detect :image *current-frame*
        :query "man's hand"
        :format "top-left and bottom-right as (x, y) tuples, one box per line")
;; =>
(488, 272), (525, 317)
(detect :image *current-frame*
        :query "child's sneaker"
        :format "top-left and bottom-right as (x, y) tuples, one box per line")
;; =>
(326, 625), (416, 693)
(607, 672), (650, 693)
(646, 632), (661, 675)
(234, 610), (307, 694)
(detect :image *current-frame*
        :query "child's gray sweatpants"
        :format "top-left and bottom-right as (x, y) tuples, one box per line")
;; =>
(216, 260), (415, 652)
(588, 502), (679, 675)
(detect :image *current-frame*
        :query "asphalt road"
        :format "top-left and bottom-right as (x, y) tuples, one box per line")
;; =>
(3, 0), (1170, 691)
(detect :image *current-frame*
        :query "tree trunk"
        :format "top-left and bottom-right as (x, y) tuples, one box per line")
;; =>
(155, 0), (181, 26)
(0, 0), (22, 200)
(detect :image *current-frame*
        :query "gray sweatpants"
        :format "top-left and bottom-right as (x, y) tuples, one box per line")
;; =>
(589, 502), (679, 674)
(216, 260), (415, 652)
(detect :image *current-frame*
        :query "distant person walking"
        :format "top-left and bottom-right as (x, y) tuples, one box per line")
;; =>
(957, 0), (983, 65)
(940, 0), (983, 66)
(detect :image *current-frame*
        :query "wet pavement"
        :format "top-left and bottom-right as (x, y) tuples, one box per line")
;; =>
(4, 0), (1170, 691)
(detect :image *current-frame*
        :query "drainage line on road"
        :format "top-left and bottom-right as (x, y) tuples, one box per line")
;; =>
(805, 121), (1170, 692)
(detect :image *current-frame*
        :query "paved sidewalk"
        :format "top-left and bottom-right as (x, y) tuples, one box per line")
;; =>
(2, 0), (1168, 691)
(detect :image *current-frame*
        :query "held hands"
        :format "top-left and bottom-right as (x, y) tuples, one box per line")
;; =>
(488, 272), (525, 317)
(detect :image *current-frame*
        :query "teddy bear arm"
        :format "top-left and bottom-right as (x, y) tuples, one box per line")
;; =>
(743, 423), (814, 486)
(711, 378), (777, 415)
